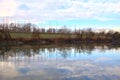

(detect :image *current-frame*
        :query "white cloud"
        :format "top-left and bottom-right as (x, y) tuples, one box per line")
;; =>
(94, 17), (114, 21)
(0, 0), (19, 17)
(0, 0), (120, 21)
(56, 0), (120, 20)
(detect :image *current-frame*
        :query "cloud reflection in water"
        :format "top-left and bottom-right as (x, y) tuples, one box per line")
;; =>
(0, 44), (120, 80)
(0, 59), (120, 80)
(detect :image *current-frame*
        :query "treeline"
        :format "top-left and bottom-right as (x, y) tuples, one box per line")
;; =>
(0, 23), (120, 43)
(0, 23), (71, 33)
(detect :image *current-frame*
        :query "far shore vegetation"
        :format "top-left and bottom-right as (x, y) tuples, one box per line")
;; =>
(0, 23), (120, 45)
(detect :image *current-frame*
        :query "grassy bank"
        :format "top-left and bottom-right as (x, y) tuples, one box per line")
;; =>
(10, 32), (77, 40)
(0, 23), (120, 45)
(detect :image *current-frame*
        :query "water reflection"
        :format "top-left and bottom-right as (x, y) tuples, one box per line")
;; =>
(0, 43), (120, 80)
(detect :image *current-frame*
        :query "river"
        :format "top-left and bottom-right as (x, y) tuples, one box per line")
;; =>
(0, 43), (120, 80)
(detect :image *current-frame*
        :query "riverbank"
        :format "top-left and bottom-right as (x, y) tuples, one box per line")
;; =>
(0, 23), (120, 45)
(0, 32), (120, 46)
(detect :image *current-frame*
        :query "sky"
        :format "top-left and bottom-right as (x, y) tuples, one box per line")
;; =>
(0, 0), (120, 30)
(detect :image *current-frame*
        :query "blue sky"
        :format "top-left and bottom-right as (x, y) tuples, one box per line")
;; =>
(0, 0), (120, 30)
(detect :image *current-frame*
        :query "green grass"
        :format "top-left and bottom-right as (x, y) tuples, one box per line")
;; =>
(9, 32), (77, 40)
(40, 33), (77, 39)
(1, 32), (110, 42)
(10, 32), (32, 39)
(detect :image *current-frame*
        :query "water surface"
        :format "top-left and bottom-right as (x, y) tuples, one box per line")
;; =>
(0, 44), (120, 80)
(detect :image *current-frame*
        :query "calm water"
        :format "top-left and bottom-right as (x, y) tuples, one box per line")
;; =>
(0, 44), (120, 80)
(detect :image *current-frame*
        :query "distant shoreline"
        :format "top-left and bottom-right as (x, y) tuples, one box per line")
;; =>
(0, 23), (120, 45)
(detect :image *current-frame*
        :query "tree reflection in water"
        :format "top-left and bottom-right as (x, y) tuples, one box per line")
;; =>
(0, 43), (120, 63)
